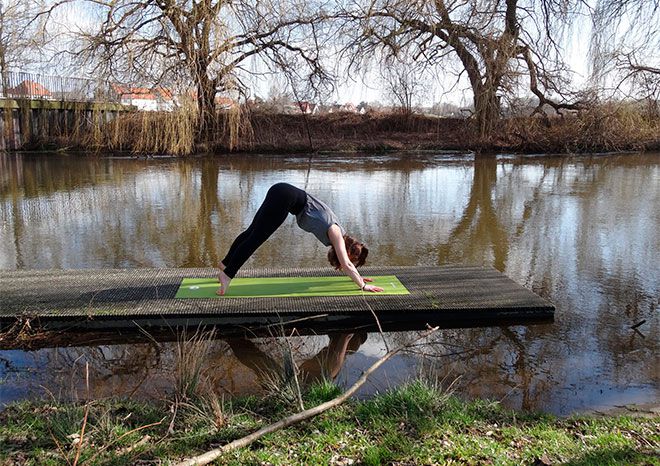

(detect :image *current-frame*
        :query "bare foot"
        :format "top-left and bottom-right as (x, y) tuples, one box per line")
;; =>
(217, 269), (232, 296)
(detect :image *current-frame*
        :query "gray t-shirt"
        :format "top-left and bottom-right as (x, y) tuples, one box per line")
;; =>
(295, 193), (345, 246)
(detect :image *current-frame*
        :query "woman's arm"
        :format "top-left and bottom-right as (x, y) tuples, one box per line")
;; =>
(327, 225), (383, 292)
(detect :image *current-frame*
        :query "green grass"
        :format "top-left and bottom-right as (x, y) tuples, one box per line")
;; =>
(0, 380), (657, 465)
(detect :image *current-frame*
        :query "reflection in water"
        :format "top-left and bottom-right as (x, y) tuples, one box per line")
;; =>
(0, 152), (658, 414)
(0, 334), (365, 404)
(436, 154), (509, 270)
(226, 333), (366, 386)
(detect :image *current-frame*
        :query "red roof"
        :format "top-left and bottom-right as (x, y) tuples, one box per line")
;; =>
(6, 80), (51, 96)
(298, 101), (314, 112)
(215, 96), (236, 107)
(112, 84), (173, 101)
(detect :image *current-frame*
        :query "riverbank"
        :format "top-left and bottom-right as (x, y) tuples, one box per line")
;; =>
(232, 107), (660, 155)
(1, 380), (657, 465)
(15, 104), (660, 156)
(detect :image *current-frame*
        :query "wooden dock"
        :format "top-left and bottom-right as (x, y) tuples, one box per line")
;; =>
(0, 266), (554, 342)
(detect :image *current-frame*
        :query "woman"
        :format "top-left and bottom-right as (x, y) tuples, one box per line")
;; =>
(217, 182), (383, 295)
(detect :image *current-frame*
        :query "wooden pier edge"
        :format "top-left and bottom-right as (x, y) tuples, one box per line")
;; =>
(0, 266), (555, 340)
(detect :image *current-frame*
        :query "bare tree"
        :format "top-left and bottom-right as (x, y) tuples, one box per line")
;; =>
(0, 0), (48, 89)
(380, 58), (427, 114)
(590, 0), (660, 109)
(43, 0), (332, 139)
(340, 0), (584, 137)
(263, 82), (294, 112)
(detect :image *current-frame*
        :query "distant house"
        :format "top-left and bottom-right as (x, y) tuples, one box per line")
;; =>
(341, 102), (357, 113)
(111, 84), (175, 111)
(5, 80), (51, 99)
(215, 96), (236, 110)
(356, 102), (370, 114)
(297, 101), (318, 114)
(276, 101), (320, 114)
(184, 91), (238, 110)
(328, 102), (357, 114)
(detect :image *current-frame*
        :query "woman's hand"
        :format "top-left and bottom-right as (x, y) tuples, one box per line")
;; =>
(327, 227), (383, 292)
(362, 283), (384, 292)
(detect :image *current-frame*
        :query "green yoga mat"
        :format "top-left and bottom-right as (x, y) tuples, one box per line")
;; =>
(175, 275), (410, 299)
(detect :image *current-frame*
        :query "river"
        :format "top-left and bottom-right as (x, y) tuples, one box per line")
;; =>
(0, 151), (658, 415)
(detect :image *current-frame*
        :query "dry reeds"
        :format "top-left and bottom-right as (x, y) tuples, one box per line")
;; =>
(174, 328), (216, 402)
(500, 102), (660, 152)
(97, 103), (253, 155)
(104, 105), (196, 156)
(170, 328), (231, 433)
(218, 105), (254, 151)
(257, 335), (305, 411)
(3, 98), (658, 154)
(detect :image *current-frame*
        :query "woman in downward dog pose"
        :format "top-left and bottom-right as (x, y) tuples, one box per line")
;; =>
(217, 182), (383, 295)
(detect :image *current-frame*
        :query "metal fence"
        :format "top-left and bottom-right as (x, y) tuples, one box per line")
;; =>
(0, 70), (120, 103)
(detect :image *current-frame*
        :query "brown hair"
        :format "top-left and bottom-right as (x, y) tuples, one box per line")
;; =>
(327, 235), (369, 269)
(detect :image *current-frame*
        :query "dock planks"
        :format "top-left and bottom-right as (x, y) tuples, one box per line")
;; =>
(0, 266), (554, 336)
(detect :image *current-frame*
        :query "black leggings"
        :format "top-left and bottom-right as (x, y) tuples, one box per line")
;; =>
(222, 183), (307, 278)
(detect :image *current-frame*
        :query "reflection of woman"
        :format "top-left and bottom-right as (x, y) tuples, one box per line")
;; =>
(226, 333), (367, 384)
(217, 182), (383, 295)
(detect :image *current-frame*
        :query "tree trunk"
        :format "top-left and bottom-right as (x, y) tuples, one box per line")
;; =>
(446, 35), (502, 139)
(196, 76), (217, 142)
(0, 44), (9, 93)
(473, 83), (500, 139)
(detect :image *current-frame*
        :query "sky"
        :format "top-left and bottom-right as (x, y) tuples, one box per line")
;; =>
(21, 0), (649, 107)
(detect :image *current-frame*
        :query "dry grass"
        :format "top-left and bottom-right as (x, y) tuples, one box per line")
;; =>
(103, 105), (197, 156)
(258, 336), (305, 411)
(97, 103), (253, 155)
(174, 328), (217, 402)
(0, 317), (62, 350)
(4, 99), (659, 155)
(169, 328), (232, 433)
(498, 102), (660, 152)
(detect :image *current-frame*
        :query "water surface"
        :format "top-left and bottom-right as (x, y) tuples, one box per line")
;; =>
(0, 152), (658, 414)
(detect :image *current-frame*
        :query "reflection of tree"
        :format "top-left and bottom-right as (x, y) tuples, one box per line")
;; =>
(1, 154), (24, 269)
(436, 155), (509, 270)
(31, 342), (164, 400)
(424, 156), (561, 410)
(500, 326), (545, 411)
(182, 159), (221, 267)
(424, 154), (659, 413)
(0, 154), (110, 198)
(0, 153), (12, 190)
(8, 188), (23, 269)
(419, 157), (537, 409)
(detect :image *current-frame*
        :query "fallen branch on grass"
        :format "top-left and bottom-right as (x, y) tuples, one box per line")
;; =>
(175, 325), (440, 466)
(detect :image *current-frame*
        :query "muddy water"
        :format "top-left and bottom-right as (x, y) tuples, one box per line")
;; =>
(0, 152), (658, 415)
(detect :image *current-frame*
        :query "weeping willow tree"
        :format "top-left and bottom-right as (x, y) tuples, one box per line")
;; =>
(339, 0), (588, 137)
(590, 0), (660, 111)
(0, 0), (48, 89)
(43, 0), (332, 145)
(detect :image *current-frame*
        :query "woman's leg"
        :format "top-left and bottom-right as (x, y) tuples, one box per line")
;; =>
(220, 224), (255, 269)
(221, 183), (306, 279)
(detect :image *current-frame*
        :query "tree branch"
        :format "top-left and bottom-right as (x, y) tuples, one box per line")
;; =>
(174, 326), (440, 466)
